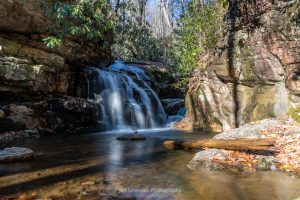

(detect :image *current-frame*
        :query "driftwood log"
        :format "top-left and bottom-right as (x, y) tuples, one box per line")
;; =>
(163, 139), (276, 152)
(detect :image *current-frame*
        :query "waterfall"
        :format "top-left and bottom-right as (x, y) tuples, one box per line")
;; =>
(85, 61), (167, 131)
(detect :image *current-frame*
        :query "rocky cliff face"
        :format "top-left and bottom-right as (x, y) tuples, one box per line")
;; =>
(0, 0), (111, 133)
(0, 0), (111, 100)
(177, 0), (300, 132)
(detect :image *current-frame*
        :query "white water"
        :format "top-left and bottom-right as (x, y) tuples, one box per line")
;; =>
(85, 61), (167, 131)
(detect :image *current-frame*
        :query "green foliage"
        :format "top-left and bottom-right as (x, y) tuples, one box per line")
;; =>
(113, 2), (166, 62)
(172, 1), (225, 79)
(219, 0), (229, 7)
(113, 0), (226, 89)
(170, 77), (190, 90)
(114, 23), (164, 61)
(40, 0), (227, 91)
(42, 36), (62, 48)
(289, 106), (300, 123)
(41, 0), (115, 48)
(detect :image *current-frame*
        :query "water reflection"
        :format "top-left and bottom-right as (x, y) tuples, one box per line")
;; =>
(0, 130), (299, 199)
(108, 140), (124, 171)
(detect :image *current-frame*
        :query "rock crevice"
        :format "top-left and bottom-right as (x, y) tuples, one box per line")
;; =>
(177, 0), (300, 132)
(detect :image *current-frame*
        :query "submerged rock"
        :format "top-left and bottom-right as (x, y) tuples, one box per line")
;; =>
(117, 134), (146, 141)
(188, 149), (229, 170)
(256, 156), (278, 171)
(0, 147), (34, 163)
(73, 123), (107, 134)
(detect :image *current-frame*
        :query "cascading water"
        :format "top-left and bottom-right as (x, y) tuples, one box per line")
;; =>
(85, 61), (167, 131)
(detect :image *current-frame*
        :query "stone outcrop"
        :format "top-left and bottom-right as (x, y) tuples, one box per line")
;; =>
(0, 0), (111, 101)
(43, 97), (99, 132)
(161, 99), (185, 115)
(125, 61), (184, 99)
(0, 147), (34, 163)
(0, 97), (99, 134)
(0, 0), (111, 134)
(178, 0), (300, 132)
(188, 119), (300, 174)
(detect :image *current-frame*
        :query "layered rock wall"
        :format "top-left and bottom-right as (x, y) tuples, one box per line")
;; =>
(0, 0), (111, 133)
(178, 0), (300, 132)
(0, 0), (111, 101)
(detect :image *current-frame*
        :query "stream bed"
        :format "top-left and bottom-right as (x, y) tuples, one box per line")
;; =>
(1, 130), (300, 200)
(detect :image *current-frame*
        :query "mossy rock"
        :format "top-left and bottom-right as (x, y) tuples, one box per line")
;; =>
(289, 106), (300, 122)
(238, 45), (257, 82)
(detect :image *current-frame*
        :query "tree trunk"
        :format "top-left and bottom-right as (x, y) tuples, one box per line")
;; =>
(160, 0), (172, 33)
(163, 139), (277, 152)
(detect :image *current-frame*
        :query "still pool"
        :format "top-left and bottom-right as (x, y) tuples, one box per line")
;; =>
(0, 130), (300, 199)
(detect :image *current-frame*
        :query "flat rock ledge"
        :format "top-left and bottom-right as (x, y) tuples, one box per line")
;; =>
(188, 119), (300, 174)
(0, 147), (34, 163)
(214, 119), (281, 140)
(117, 134), (146, 141)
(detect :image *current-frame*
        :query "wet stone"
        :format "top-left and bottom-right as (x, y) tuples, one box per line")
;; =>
(0, 147), (34, 163)
(117, 134), (146, 141)
(256, 156), (278, 170)
(188, 149), (229, 170)
(0, 110), (5, 119)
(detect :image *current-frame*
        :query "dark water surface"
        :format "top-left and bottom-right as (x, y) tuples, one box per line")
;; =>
(0, 130), (300, 199)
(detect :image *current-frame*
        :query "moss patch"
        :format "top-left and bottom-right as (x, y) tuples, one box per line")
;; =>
(289, 106), (300, 122)
(238, 45), (257, 82)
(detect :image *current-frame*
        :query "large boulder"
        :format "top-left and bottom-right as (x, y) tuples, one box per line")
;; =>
(0, 104), (45, 133)
(188, 149), (229, 170)
(0, 147), (34, 163)
(44, 97), (99, 132)
(178, 0), (300, 132)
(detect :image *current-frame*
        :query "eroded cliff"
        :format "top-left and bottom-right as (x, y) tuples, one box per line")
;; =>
(0, 0), (112, 134)
(177, 0), (300, 132)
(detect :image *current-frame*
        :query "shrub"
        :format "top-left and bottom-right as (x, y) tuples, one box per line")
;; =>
(41, 0), (115, 48)
(173, 1), (225, 77)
